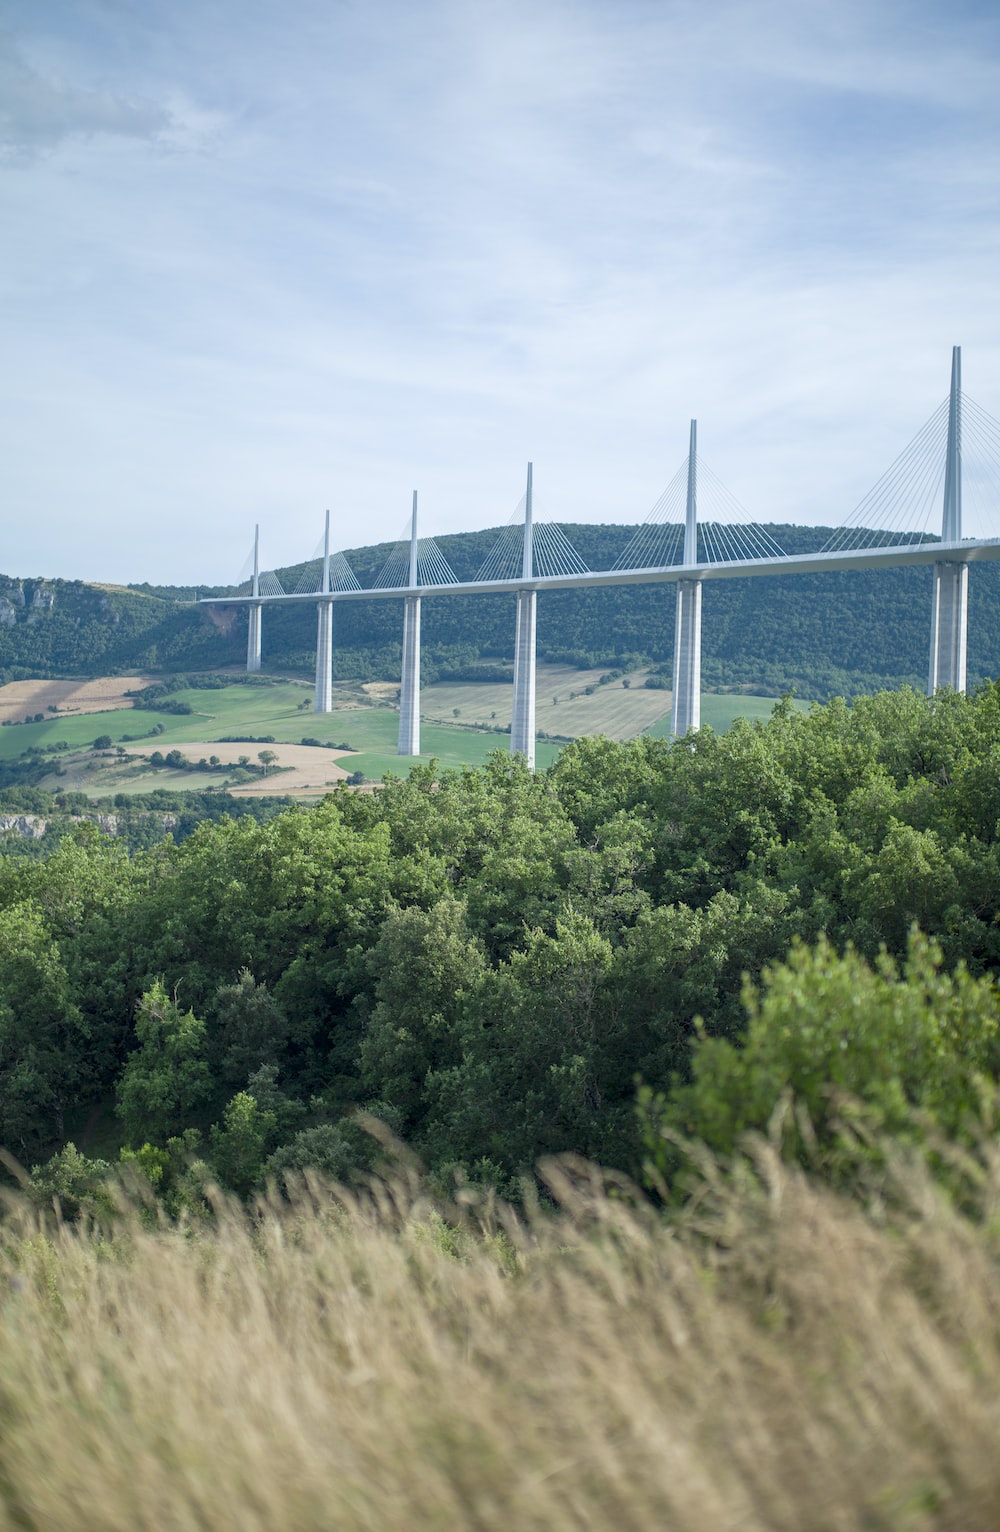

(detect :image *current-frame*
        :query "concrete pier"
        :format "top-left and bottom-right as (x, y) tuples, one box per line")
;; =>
(671, 579), (702, 736)
(314, 600), (333, 712)
(246, 604), (261, 673)
(671, 423), (702, 736)
(929, 563), (968, 693)
(246, 523), (262, 673)
(398, 493), (421, 755)
(510, 589), (537, 768)
(509, 465), (536, 769)
(929, 347), (967, 694)
(314, 510), (334, 712)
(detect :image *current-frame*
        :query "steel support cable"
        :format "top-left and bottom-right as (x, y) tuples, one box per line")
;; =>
(708, 515), (769, 560)
(292, 561), (321, 595)
(851, 433), (944, 547)
(329, 552), (361, 592)
(372, 515), (417, 588)
(696, 460), (755, 540)
(824, 413), (946, 551)
(700, 522), (718, 562)
(477, 523), (523, 582)
(962, 417), (1000, 507)
(822, 400), (950, 552)
(612, 462), (688, 569)
(730, 521), (783, 560)
(533, 526), (554, 578)
(961, 426), (1000, 503)
(961, 397), (1000, 496)
(532, 523), (589, 577)
(872, 411), (951, 538)
(962, 404), (1000, 479)
(476, 498), (526, 581)
(822, 401), (947, 550)
(687, 457), (786, 563)
(417, 539), (459, 585)
(372, 547), (409, 589)
(291, 529), (328, 594)
(958, 419), (1000, 541)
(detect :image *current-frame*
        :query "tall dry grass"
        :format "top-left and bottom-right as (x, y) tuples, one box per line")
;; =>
(2, 1146), (1000, 1531)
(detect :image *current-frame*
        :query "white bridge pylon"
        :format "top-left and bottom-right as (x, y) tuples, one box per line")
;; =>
(207, 348), (1000, 762)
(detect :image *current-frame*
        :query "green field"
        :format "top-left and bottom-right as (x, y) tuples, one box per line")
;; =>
(1, 674), (800, 794)
(646, 692), (806, 736)
(422, 665), (672, 742)
(6, 681), (560, 787)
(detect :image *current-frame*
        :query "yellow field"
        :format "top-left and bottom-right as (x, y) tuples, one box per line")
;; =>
(0, 674), (155, 724)
(41, 740), (356, 798)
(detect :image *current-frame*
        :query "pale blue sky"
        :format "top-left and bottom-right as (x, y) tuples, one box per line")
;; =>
(2, 0), (999, 583)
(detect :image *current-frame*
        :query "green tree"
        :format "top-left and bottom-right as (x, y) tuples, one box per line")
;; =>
(211, 970), (288, 1086)
(28, 1142), (113, 1220)
(0, 899), (88, 1154)
(358, 896), (487, 1133)
(209, 1091), (278, 1197)
(116, 980), (212, 1145)
(645, 930), (1000, 1187)
(427, 913), (618, 1174)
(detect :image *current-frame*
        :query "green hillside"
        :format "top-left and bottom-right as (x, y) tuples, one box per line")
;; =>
(251, 522), (1000, 698)
(0, 523), (996, 698)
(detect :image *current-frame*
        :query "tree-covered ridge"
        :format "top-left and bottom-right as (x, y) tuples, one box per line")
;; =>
(1, 521), (999, 696)
(262, 522), (1000, 696)
(0, 576), (242, 680)
(4, 683), (1000, 1204)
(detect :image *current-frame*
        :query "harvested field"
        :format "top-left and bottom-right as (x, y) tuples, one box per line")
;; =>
(0, 674), (154, 723)
(77, 740), (357, 798)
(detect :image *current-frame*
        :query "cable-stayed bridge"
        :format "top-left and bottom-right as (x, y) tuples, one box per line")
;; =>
(204, 348), (1000, 768)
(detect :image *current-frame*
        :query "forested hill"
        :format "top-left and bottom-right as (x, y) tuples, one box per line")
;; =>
(265, 522), (1000, 698)
(6, 685), (1000, 1202)
(0, 575), (241, 681)
(1, 524), (999, 697)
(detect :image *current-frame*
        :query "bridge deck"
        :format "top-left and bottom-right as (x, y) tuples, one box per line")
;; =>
(202, 537), (1000, 605)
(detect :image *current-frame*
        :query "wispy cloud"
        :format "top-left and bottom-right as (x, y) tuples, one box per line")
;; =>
(1, 0), (999, 581)
(0, 31), (173, 162)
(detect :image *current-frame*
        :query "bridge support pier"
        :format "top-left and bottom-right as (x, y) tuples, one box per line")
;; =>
(247, 604), (262, 673)
(929, 346), (967, 694)
(314, 600), (333, 713)
(929, 563), (968, 694)
(510, 465), (536, 770)
(671, 421), (701, 737)
(398, 594), (421, 755)
(510, 589), (536, 769)
(247, 522), (262, 673)
(398, 492), (421, 755)
(671, 579), (702, 736)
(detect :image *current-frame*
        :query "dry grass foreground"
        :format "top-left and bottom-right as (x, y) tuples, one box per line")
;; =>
(2, 1146), (1000, 1530)
(0, 675), (154, 723)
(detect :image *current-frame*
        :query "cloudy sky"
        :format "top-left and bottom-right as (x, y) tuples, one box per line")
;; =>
(2, 0), (999, 584)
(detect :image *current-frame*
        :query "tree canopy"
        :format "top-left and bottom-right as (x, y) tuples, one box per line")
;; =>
(3, 683), (1000, 1205)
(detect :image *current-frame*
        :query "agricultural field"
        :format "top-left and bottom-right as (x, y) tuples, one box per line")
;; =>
(0, 673), (155, 725)
(422, 664), (672, 740)
(0, 671), (793, 799)
(646, 691), (806, 736)
(5, 678), (558, 797)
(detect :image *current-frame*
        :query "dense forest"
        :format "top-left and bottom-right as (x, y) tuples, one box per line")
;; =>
(5, 682), (1000, 1210)
(3, 525), (1000, 697)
